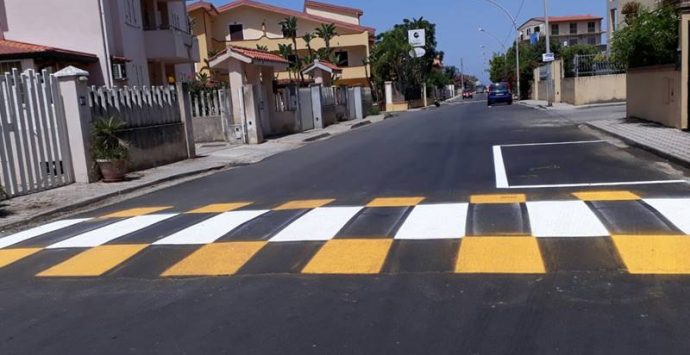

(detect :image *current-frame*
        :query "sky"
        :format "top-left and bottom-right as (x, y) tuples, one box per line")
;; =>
(193, 0), (606, 84)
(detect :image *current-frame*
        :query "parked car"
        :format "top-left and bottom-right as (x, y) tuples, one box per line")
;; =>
(487, 83), (512, 106)
(462, 90), (474, 99)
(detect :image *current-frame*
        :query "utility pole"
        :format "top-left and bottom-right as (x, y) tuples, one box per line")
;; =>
(544, 0), (552, 106)
(460, 58), (465, 90)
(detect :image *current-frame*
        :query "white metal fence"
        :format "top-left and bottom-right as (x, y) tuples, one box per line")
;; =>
(89, 85), (181, 128)
(0, 69), (74, 198)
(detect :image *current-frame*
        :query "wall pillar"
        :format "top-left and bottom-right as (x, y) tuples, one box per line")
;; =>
(175, 82), (196, 158)
(311, 85), (324, 129)
(681, 11), (690, 129)
(422, 83), (428, 107)
(54, 66), (99, 183)
(384, 81), (393, 105)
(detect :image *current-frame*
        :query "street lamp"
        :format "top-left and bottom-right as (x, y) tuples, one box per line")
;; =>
(480, 0), (521, 100)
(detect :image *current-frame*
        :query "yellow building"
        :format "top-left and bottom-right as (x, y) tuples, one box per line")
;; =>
(187, 0), (375, 86)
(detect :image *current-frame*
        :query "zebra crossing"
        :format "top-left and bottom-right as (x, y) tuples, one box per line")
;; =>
(2, 191), (690, 277)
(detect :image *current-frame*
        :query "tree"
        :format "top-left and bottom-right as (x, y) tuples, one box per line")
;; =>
(315, 23), (338, 61)
(256, 44), (269, 51)
(611, 5), (679, 68)
(279, 16), (305, 82)
(560, 44), (599, 76)
(278, 43), (297, 82)
(368, 17), (443, 101)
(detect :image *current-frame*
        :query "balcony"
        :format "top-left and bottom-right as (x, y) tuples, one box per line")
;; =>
(144, 26), (200, 64)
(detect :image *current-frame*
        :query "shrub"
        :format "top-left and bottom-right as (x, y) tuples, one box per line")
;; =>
(93, 117), (128, 160)
(368, 106), (381, 116)
(611, 6), (679, 68)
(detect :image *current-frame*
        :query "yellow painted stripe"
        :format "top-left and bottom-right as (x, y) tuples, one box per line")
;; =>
(572, 191), (640, 201)
(455, 237), (546, 274)
(161, 242), (266, 277)
(470, 194), (526, 204)
(188, 202), (253, 214)
(273, 199), (335, 210)
(366, 197), (425, 208)
(302, 239), (392, 274)
(0, 248), (41, 268)
(37, 244), (147, 277)
(612, 235), (690, 274)
(102, 207), (172, 218)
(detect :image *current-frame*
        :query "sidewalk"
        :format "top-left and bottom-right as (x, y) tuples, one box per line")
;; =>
(0, 115), (385, 231)
(588, 118), (690, 168)
(519, 100), (626, 111)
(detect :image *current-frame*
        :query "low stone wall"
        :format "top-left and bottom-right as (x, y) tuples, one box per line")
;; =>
(193, 116), (225, 143)
(627, 65), (685, 129)
(118, 123), (189, 172)
(562, 74), (626, 105)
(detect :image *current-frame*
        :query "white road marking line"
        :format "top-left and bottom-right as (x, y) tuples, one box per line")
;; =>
(500, 140), (606, 148)
(492, 145), (509, 189)
(395, 203), (468, 240)
(269, 206), (363, 242)
(644, 198), (690, 234)
(507, 180), (689, 189)
(47, 214), (178, 249)
(527, 200), (610, 237)
(0, 219), (92, 249)
(153, 210), (269, 245)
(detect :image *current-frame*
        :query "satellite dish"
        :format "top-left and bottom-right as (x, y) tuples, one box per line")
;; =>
(409, 47), (426, 58)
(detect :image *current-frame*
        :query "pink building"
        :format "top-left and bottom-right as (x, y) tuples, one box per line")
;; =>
(0, 0), (199, 86)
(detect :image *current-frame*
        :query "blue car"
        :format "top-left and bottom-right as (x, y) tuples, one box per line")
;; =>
(487, 83), (513, 106)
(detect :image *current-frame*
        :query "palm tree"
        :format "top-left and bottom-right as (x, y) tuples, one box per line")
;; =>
(302, 32), (315, 57)
(315, 23), (338, 62)
(256, 44), (269, 51)
(278, 43), (295, 82)
(279, 17), (304, 82)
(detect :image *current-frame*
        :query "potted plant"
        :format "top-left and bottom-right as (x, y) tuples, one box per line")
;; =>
(93, 116), (128, 182)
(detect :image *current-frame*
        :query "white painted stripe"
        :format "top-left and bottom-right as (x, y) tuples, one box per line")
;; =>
(508, 180), (688, 189)
(47, 214), (178, 249)
(500, 140), (605, 148)
(0, 218), (91, 249)
(153, 210), (268, 245)
(395, 203), (468, 240)
(269, 206), (363, 242)
(644, 198), (690, 234)
(493, 145), (509, 189)
(527, 200), (609, 237)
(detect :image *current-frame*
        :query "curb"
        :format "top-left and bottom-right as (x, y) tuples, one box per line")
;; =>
(302, 133), (331, 142)
(586, 123), (690, 170)
(0, 163), (229, 232)
(350, 120), (371, 129)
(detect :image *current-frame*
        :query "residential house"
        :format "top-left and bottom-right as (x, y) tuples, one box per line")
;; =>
(187, 0), (375, 86)
(518, 15), (604, 47)
(0, 0), (199, 86)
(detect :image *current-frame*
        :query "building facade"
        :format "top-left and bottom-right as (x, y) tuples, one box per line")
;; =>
(188, 0), (375, 86)
(0, 0), (199, 86)
(607, 0), (679, 49)
(518, 15), (604, 47)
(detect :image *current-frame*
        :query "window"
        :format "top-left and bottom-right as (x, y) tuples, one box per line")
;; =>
(551, 24), (559, 36)
(0, 61), (21, 74)
(588, 36), (596, 45)
(534, 26), (540, 33)
(124, 0), (139, 26)
(570, 23), (577, 34)
(588, 21), (596, 33)
(610, 9), (618, 32)
(335, 51), (349, 67)
(229, 24), (244, 41)
(526, 28), (531, 35)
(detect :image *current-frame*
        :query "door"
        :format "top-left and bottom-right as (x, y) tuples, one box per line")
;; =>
(298, 88), (314, 131)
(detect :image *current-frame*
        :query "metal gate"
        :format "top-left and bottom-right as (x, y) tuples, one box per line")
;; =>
(0, 69), (74, 198)
(298, 87), (314, 131)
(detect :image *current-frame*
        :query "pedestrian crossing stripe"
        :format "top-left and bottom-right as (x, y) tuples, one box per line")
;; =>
(161, 242), (266, 277)
(612, 235), (690, 274)
(302, 239), (392, 274)
(366, 197), (425, 207)
(273, 199), (335, 210)
(572, 191), (641, 201)
(101, 207), (173, 218)
(37, 245), (147, 277)
(455, 237), (546, 274)
(470, 194), (526, 204)
(187, 202), (253, 214)
(0, 248), (41, 268)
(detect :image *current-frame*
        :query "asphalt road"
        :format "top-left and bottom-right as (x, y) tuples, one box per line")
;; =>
(2, 96), (690, 354)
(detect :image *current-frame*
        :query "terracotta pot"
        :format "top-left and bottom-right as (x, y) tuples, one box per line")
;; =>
(96, 159), (127, 182)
